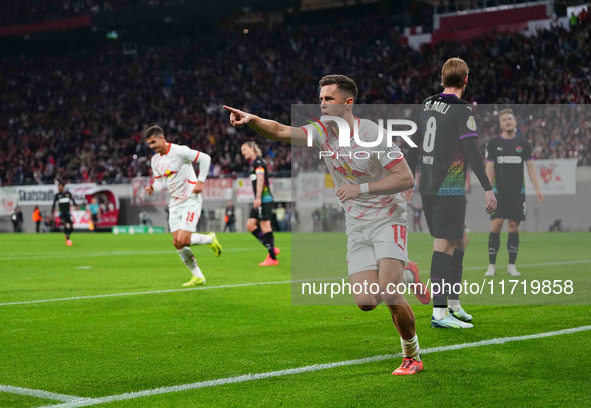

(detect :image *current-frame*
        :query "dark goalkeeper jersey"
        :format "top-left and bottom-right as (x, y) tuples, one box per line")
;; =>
(249, 157), (273, 203)
(417, 93), (479, 196)
(486, 134), (533, 194)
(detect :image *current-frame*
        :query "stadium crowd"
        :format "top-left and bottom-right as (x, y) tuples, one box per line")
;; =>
(0, 0), (190, 27)
(0, 11), (590, 185)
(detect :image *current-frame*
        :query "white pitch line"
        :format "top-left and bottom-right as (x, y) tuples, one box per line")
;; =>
(1, 248), (256, 261)
(0, 280), (293, 307)
(463, 259), (591, 271)
(37, 326), (591, 408)
(0, 385), (91, 403)
(2, 259), (590, 308)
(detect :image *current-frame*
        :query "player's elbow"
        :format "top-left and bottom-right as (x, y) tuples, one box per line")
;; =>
(198, 152), (212, 165)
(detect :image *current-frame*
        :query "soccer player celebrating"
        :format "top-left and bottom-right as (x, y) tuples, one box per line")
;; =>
(52, 180), (77, 246)
(485, 109), (544, 277)
(407, 57), (497, 329)
(224, 74), (430, 375)
(144, 126), (222, 287)
(241, 141), (279, 266)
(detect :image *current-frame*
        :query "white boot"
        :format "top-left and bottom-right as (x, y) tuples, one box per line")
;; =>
(507, 264), (521, 276)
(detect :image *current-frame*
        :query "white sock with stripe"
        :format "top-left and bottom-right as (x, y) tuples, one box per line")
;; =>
(177, 247), (205, 279)
(191, 233), (213, 245)
(400, 335), (421, 361)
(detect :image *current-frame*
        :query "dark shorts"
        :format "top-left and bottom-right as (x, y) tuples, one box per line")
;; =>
(421, 194), (466, 240)
(491, 193), (526, 221)
(91, 213), (98, 223)
(249, 202), (273, 221)
(60, 213), (73, 224)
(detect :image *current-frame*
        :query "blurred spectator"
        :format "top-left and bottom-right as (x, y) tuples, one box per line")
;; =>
(224, 201), (236, 232)
(32, 205), (43, 233)
(274, 203), (287, 232)
(11, 206), (23, 232)
(408, 202), (423, 233)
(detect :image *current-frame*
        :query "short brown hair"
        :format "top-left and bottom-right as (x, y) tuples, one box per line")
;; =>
(441, 57), (469, 89)
(144, 125), (164, 139)
(319, 74), (358, 102)
(498, 108), (514, 119)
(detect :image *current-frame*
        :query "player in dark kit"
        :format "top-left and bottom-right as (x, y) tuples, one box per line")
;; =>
(485, 109), (544, 277)
(52, 181), (77, 246)
(407, 57), (497, 329)
(241, 141), (279, 266)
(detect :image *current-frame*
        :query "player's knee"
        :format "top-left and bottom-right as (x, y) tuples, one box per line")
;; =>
(260, 221), (272, 233)
(355, 295), (379, 311)
(381, 291), (405, 307)
(246, 219), (257, 232)
(461, 235), (469, 250)
(508, 220), (520, 232)
(172, 238), (187, 249)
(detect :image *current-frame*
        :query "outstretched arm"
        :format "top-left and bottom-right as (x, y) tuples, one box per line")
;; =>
(223, 105), (308, 146)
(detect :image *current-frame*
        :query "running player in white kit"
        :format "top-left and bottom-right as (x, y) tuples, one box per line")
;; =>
(223, 75), (428, 375)
(144, 126), (222, 287)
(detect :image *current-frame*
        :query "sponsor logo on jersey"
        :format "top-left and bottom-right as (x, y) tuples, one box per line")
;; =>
(497, 156), (522, 164)
(516, 146), (523, 153)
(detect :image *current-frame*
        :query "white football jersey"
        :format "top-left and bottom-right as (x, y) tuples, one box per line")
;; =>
(301, 117), (408, 223)
(151, 143), (202, 208)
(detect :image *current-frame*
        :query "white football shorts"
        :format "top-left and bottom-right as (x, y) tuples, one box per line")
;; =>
(345, 217), (409, 276)
(168, 195), (202, 232)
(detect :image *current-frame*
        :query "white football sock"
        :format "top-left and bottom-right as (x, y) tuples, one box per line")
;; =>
(403, 269), (415, 284)
(401, 335), (421, 361)
(448, 299), (461, 312)
(433, 307), (447, 320)
(177, 247), (205, 279)
(191, 233), (213, 245)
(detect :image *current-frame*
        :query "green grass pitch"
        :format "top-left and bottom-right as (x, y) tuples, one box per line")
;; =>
(1, 231), (590, 407)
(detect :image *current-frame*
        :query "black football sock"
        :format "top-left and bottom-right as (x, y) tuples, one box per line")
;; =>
(508, 232), (519, 264)
(263, 232), (276, 260)
(448, 249), (464, 302)
(431, 251), (452, 317)
(488, 232), (500, 264)
(251, 227), (266, 246)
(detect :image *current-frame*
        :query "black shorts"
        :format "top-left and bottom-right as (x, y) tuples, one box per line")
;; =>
(60, 213), (73, 224)
(249, 202), (273, 221)
(491, 193), (526, 221)
(421, 194), (466, 240)
(91, 213), (98, 223)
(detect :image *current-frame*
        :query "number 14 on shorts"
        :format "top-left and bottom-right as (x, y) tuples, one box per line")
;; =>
(392, 225), (407, 249)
